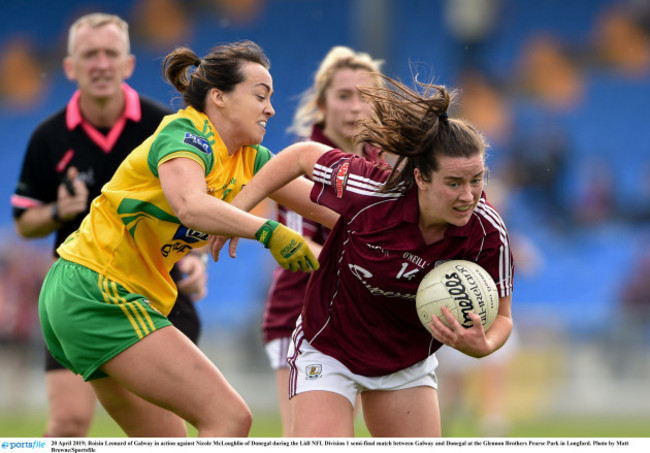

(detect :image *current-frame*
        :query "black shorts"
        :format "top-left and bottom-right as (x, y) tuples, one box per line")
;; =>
(44, 264), (202, 371)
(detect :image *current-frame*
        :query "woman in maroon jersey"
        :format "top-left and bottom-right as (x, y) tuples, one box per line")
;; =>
(214, 75), (514, 437)
(262, 46), (384, 436)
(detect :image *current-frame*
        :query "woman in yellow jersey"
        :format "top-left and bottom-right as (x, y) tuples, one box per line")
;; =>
(38, 40), (330, 437)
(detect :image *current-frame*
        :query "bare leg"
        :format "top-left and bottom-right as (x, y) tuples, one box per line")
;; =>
(362, 386), (441, 437)
(45, 370), (96, 436)
(290, 390), (355, 437)
(94, 325), (252, 437)
(91, 377), (187, 437)
(275, 368), (291, 437)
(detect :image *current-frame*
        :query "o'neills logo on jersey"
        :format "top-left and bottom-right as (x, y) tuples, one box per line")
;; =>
(335, 162), (350, 198)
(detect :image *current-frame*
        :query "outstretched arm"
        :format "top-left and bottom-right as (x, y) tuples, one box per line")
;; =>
(160, 157), (265, 239)
(159, 156), (318, 271)
(232, 141), (335, 225)
(207, 142), (336, 261)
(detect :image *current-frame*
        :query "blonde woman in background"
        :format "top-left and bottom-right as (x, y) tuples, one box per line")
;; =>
(260, 46), (384, 435)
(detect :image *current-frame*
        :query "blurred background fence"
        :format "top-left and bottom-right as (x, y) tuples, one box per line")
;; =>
(1, 0), (650, 436)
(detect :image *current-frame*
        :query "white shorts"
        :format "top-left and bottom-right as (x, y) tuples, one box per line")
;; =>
(288, 332), (439, 408)
(264, 337), (291, 370)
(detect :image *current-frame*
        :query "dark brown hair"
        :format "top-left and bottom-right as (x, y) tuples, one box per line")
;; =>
(162, 40), (270, 112)
(356, 75), (488, 192)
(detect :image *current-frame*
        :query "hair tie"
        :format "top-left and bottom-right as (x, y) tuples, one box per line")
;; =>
(439, 112), (449, 121)
(194, 58), (201, 67)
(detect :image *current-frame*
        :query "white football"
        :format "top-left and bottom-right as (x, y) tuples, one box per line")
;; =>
(416, 260), (499, 333)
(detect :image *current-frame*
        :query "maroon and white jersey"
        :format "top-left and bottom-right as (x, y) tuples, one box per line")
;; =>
(298, 149), (514, 376)
(261, 125), (381, 344)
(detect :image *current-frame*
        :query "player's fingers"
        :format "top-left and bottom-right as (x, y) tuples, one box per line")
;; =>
(440, 306), (461, 331)
(306, 251), (319, 271)
(179, 267), (202, 288)
(429, 314), (447, 333)
(428, 316), (451, 343)
(228, 237), (239, 258)
(466, 311), (483, 329)
(57, 181), (70, 200)
(66, 166), (78, 180)
(73, 179), (89, 198)
(208, 235), (226, 262)
(208, 236), (217, 261)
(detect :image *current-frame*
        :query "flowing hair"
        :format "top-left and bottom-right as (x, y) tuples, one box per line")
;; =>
(356, 74), (488, 192)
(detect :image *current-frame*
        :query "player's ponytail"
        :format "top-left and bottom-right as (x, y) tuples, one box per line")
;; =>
(163, 41), (270, 113)
(356, 75), (487, 192)
(162, 47), (198, 99)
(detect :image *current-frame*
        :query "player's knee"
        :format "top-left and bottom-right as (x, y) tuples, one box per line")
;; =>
(221, 401), (252, 436)
(236, 407), (253, 436)
(47, 413), (91, 437)
(197, 399), (252, 437)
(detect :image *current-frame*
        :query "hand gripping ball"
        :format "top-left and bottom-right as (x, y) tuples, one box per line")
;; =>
(416, 260), (499, 333)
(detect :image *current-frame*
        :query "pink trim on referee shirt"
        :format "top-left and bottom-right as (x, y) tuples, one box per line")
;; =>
(65, 83), (142, 153)
(56, 149), (75, 173)
(10, 194), (43, 209)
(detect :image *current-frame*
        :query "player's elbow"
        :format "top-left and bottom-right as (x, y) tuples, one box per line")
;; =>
(14, 217), (40, 239)
(173, 204), (196, 228)
(173, 197), (205, 231)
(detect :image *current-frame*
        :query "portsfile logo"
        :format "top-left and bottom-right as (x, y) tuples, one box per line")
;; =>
(1, 440), (46, 449)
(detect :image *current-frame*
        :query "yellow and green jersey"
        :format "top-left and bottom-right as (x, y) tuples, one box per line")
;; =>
(58, 106), (272, 315)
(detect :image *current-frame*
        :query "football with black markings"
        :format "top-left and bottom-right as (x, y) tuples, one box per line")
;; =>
(416, 260), (499, 333)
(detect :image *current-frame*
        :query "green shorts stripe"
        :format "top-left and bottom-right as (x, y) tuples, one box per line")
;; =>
(39, 259), (172, 381)
(99, 275), (157, 338)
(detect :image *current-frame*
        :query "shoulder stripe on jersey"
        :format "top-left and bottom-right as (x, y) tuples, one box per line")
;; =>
(473, 199), (513, 297)
(314, 162), (401, 198)
(476, 199), (508, 232)
(474, 199), (506, 233)
(474, 206), (512, 297)
(313, 162), (334, 181)
(346, 174), (401, 198)
(347, 173), (385, 189)
(346, 185), (402, 198)
(314, 162), (385, 190)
